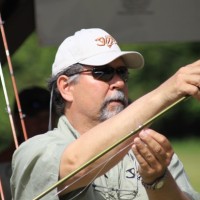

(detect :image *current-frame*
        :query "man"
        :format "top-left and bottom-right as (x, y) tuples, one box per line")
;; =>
(11, 28), (200, 200)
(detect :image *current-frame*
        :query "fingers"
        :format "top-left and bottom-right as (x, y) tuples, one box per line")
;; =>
(145, 129), (174, 161)
(174, 61), (200, 99)
(187, 59), (200, 71)
(159, 60), (200, 102)
(132, 129), (174, 183)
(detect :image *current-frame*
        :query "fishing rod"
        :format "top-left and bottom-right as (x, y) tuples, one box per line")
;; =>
(0, 13), (28, 141)
(0, 61), (18, 148)
(0, 178), (5, 200)
(33, 95), (189, 200)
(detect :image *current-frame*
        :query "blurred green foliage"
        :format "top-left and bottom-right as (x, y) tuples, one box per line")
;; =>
(0, 33), (57, 150)
(1, 33), (200, 151)
(124, 42), (200, 139)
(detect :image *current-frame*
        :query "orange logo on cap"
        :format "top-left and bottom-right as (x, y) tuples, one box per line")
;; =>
(95, 35), (117, 48)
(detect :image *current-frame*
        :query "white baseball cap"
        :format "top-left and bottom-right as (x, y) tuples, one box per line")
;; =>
(52, 28), (144, 76)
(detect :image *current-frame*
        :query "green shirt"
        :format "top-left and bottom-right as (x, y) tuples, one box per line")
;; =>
(11, 116), (199, 200)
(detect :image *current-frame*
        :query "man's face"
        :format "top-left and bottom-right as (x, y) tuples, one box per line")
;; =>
(69, 58), (129, 123)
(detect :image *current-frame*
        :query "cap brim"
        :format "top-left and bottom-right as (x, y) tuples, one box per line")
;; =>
(79, 51), (144, 69)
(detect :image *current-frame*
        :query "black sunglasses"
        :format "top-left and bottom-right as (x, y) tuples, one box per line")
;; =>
(67, 65), (129, 82)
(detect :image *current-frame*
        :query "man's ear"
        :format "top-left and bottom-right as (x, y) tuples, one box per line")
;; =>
(57, 75), (74, 102)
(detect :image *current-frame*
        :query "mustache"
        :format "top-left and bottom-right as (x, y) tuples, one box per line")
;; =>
(102, 90), (128, 108)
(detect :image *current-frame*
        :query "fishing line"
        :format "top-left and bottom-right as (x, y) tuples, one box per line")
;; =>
(33, 95), (189, 199)
(53, 138), (135, 200)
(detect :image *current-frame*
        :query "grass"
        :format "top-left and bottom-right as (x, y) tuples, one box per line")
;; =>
(171, 137), (200, 192)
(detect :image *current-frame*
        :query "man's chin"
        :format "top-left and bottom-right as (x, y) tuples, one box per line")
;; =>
(99, 106), (124, 121)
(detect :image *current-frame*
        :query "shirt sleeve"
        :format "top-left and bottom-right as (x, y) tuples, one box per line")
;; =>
(169, 154), (200, 200)
(11, 134), (66, 200)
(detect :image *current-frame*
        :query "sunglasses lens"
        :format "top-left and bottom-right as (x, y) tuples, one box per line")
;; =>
(117, 67), (129, 82)
(92, 66), (128, 82)
(92, 67), (114, 82)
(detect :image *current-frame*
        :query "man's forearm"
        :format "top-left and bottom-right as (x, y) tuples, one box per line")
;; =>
(146, 170), (191, 200)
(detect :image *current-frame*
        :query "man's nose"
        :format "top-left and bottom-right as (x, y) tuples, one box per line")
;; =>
(109, 74), (126, 90)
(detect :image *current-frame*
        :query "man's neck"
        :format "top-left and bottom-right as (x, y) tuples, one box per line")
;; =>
(65, 112), (100, 135)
